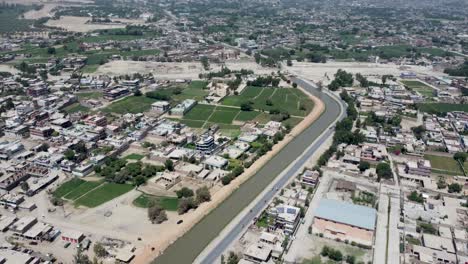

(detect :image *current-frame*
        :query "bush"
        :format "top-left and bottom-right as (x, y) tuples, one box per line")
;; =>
(176, 187), (194, 198)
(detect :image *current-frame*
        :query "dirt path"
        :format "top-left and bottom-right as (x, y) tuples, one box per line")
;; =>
(131, 84), (326, 264)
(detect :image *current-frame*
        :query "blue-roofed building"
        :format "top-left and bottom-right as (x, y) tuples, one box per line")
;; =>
(312, 199), (377, 246)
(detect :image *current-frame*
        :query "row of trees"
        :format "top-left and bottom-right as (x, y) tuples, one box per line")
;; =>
(328, 69), (354, 91)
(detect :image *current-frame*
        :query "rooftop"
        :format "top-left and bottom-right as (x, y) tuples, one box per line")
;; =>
(315, 199), (377, 231)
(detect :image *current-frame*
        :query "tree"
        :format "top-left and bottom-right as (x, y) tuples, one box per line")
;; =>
(20, 181), (29, 192)
(165, 159), (174, 171)
(176, 187), (194, 198)
(134, 89), (142, 96)
(200, 56), (210, 70)
(240, 102), (253, 111)
(134, 176), (146, 186)
(376, 162), (392, 180)
(358, 161), (370, 172)
(408, 191), (424, 203)
(346, 255), (356, 264)
(196, 186), (211, 203)
(47, 47), (56, 54)
(64, 149), (76, 161)
(454, 152), (467, 163)
(93, 242), (107, 258)
(148, 203), (167, 224)
(177, 197), (197, 214)
(226, 251), (240, 264)
(73, 248), (92, 264)
(448, 183), (462, 193)
(292, 82), (298, 88)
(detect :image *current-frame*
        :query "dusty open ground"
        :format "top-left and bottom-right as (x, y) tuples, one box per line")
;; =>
(23, 4), (57, 19)
(286, 61), (447, 85)
(0, 65), (19, 74)
(92, 60), (276, 79)
(45, 16), (146, 32)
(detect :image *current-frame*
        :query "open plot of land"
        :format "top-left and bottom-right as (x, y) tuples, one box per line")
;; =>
(76, 91), (103, 100)
(424, 154), (467, 175)
(222, 86), (313, 117)
(74, 183), (134, 208)
(63, 103), (90, 113)
(133, 194), (179, 211)
(417, 103), (468, 114)
(45, 16), (146, 32)
(401, 80), (435, 97)
(63, 181), (103, 200)
(53, 178), (85, 198)
(124, 153), (145, 160)
(101, 96), (158, 114)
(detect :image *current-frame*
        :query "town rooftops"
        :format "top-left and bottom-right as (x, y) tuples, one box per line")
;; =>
(315, 199), (377, 231)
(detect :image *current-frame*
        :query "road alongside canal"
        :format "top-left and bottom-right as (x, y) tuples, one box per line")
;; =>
(152, 78), (345, 264)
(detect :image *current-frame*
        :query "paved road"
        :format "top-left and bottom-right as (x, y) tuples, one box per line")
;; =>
(152, 78), (345, 264)
(194, 78), (346, 264)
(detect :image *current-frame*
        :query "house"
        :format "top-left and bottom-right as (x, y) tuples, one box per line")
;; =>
(151, 101), (170, 113)
(301, 170), (320, 186)
(203, 155), (228, 170)
(61, 230), (85, 243)
(312, 199), (377, 246)
(171, 99), (196, 116)
(405, 159), (431, 177)
(268, 204), (301, 234)
(196, 135), (215, 154)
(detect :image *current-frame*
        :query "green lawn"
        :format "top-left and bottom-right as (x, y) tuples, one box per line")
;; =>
(0, 7), (35, 34)
(133, 194), (178, 211)
(53, 178), (85, 198)
(74, 183), (134, 208)
(188, 80), (208, 89)
(207, 107), (239, 124)
(424, 154), (466, 175)
(235, 111), (261, 121)
(63, 181), (103, 200)
(63, 103), (90, 113)
(124, 153), (145, 160)
(401, 80), (435, 97)
(101, 96), (157, 114)
(183, 104), (216, 120)
(222, 87), (314, 117)
(417, 103), (468, 114)
(76, 91), (102, 100)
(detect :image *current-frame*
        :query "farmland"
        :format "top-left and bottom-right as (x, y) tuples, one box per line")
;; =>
(74, 183), (134, 208)
(63, 103), (90, 113)
(101, 96), (158, 114)
(417, 103), (468, 114)
(222, 86), (314, 117)
(53, 178), (133, 208)
(424, 154), (468, 175)
(401, 80), (435, 98)
(133, 194), (179, 211)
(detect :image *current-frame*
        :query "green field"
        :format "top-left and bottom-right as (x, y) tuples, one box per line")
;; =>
(0, 6), (35, 33)
(133, 194), (179, 211)
(63, 181), (103, 200)
(222, 86), (314, 117)
(424, 154), (467, 175)
(53, 178), (85, 198)
(401, 80), (435, 97)
(124, 153), (145, 160)
(74, 183), (134, 208)
(76, 91), (103, 100)
(101, 96), (157, 114)
(417, 103), (468, 114)
(63, 103), (90, 113)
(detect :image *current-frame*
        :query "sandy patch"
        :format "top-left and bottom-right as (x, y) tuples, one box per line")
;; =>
(0, 64), (19, 74)
(93, 60), (276, 79)
(45, 16), (146, 32)
(23, 4), (56, 19)
(286, 61), (447, 85)
(130, 85), (326, 264)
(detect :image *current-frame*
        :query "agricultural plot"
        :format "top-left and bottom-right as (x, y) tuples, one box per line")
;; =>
(63, 181), (103, 200)
(417, 103), (468, 114)
(76, 91), (103, 100)
(74, 183), (134, 208)
(222, 86), (314, 117)
(101, 96), (157, 114)
(401, 80), (436, 98)
(424, 154), (467, 175)
(63, 103), (90, 114)
(53, 178), (85, 198)
(133, 194), (179, 211)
